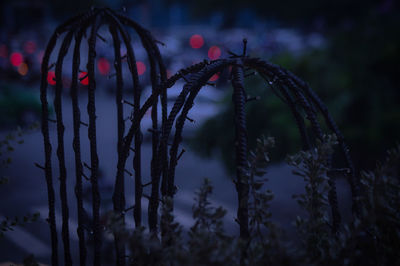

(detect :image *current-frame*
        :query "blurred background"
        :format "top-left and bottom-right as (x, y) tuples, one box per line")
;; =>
(0, 0), (399, 263)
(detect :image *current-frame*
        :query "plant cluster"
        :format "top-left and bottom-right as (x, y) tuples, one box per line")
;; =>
(101, 136), (400, 265)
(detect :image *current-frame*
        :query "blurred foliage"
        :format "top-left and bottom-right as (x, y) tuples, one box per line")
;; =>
(0, 83), (42, 127)
(185, 0), (394, 29)
(2, 0), (396, 30)
(191, 9), (400, 171)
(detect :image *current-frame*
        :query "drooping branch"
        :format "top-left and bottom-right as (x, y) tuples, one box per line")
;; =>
(54, 29), (75, 266)
(87, 13), (103, 265)
(231, 61), (250, 239)
(105, 10), (143, 231)
(109, 22), (127, 266)
(286, 71), (360, 216)
(39, 9), (100, 266)
(70, 26), (88, 266)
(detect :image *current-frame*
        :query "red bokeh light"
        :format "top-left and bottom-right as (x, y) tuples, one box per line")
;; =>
(47, 71), (56, 85)
(0, 44), (8, 58)
(190, 34), (204, 49)
(208, 46), (221, 60)
(136, 61), (146, 75)
(209, 73), (219, 82)
(97, 57), (110, 76)
(24, 41), (37, 54)
(10, 52), (23, 67)
(79, 72), (89, 85)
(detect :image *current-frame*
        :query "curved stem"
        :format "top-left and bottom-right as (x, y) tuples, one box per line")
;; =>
(109, 22), (127, 266)
(231, 62), (250, 239)
(87, 13), (103, 265)
(54, 29), (75, 266)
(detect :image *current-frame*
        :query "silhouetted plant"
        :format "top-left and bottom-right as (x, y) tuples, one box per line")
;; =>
(118, 137), (399, 266)
(38, 7), (361, 265)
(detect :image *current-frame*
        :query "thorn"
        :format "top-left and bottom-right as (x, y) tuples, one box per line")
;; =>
(130, 147), (135, 152)
(80, 121), (88, 127)
(121, 99), (134, 107)
(96, 33), (107, 43)
(142, 181), (152, 187)
(206, 82), (216, 87)
(82, 172), (90, 181)
(124, 169), (133, 176)
(142, 194), (163, 203)
(79, 73), (88, 81)
(244, 72), (256, 78)
(242, 38), (248, 56)
(147, 128), (161, 134)
(142, 194), (151, 200)
(123, 205), (134, 213)
(177, 149), (186, 161)
(34, 163), (45, 170)
(246, 96), (261, 103)
(186, 116), (195, 123)
(121, 54), (127, 61)
(48, 118), (57, 123)
(47, 63), (55, 70)
(228, 50), (240, 58)
(83, 162), (92, 170)
(155, 40), (166, 46)
(234, 218), (241, 225)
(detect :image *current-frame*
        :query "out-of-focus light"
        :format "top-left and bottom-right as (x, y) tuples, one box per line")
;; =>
(208, 46), (221, 60)
(37, 50), (44, 64)
(209, 73), (219, 82)
(10, 52), (23, 67)
(47, 71), (56, 85)
(79, 71), (89, 85)
(0, 44), (8, 58)
(97, 57), (110, 76)
(24, 41), (37, 54)
(190, 34), (204, 49)
(136, 61), (146, 75)
(18, 63), (28, 76)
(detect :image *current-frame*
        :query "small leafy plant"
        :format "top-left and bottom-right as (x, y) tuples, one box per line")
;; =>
(106, 135), (400, 265)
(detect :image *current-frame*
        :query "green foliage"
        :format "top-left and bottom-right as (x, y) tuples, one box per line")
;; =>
(271, 12), (400, 169)
(190, 77), (301, 174)
(191, 10), (400, 172)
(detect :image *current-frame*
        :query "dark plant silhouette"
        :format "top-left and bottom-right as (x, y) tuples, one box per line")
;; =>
(38, 7), (359, 265)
